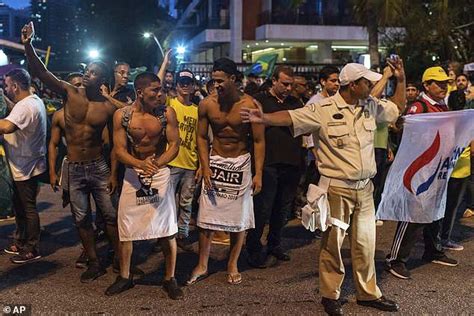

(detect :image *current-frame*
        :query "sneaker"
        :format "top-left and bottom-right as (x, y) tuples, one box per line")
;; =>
(463, 208), (474, 218)
(10, 250), (41, 264)
(75, 250), (89, 269)
(247, 252), (267, 269)
(385, 260), (411, 279)
(4, 244), (21, 255)
(442, 240), (464, 251)
(163, 277), (184, 300)
(80, 263), (106, 283)
(105, 275), (134, 296)
(423, 254), (458, 267)
(268, 247), (290, 261)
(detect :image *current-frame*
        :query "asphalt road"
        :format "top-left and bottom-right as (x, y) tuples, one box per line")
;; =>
(1, 185), (473, 315)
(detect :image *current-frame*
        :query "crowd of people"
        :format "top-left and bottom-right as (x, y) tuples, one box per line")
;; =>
(0, 21), (473, 315)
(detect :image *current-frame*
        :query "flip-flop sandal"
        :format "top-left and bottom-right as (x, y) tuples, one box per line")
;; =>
(226, 273), (242, 285)
(186, 272), (209, 286)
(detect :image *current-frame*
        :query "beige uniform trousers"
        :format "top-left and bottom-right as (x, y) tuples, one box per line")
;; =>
(319, 181), (382, 301)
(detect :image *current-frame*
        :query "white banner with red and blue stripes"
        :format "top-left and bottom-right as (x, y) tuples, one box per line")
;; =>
(377, 109), (474, 223)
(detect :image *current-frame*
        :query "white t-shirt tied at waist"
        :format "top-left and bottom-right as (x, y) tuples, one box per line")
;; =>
(3, 94), (47, 181)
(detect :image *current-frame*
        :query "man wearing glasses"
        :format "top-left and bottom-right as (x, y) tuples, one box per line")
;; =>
(101, 62), (135, 108)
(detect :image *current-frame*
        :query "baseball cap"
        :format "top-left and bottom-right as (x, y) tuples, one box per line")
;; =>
(339, 63), (382, 86)
(177, 69), (194, 84)
(422, 66), (450, 82)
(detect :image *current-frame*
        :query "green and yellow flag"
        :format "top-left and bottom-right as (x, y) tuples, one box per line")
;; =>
(245, 54), (278, 78)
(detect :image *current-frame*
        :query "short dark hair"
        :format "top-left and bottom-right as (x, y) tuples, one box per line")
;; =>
(272, 65), (294, 80)
(213, 58), (238, 76)
(165, 70), (174, 75)
(134, 72), (160, 91)
(88, 61), (110, 82)
(5, 68), (31, 91)
(114, 62), (130, 70)
(318, 66), (339, 83)
(407, 82), (420, 90)
(456, 73), (469, 81)
(66, 72), (83, 83)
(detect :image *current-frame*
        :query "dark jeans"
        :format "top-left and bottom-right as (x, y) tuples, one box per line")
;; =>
(373, 148), (389, 210)
(12, 173), (43, 253)
(468, 157), (474, 209)
(387, 219), (444, 264)
(68, 157), (117, 229)
(246, 164), (301, 254)
(441, 177), (468, 241)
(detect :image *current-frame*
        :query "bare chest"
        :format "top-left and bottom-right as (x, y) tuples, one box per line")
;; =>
(128, 115), (164, 145)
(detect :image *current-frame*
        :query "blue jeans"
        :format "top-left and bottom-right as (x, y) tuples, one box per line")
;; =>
(169, 166), (196, 237)
(68, 157), (117, 228)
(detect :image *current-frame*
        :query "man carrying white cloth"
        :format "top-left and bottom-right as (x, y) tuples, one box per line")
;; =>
(105, 72), (183, 300)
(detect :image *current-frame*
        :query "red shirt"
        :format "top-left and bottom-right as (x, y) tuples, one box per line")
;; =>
(406, 94), (448, 115)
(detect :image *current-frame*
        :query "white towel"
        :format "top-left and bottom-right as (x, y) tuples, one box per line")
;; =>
(118, 167), (177, 241)
(198, 153), (254, 232)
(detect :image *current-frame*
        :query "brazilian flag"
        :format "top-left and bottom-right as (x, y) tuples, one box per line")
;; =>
(245, 54), (278, 78)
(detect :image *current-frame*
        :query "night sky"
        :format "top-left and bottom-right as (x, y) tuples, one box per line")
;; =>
(3, 0), (29, 9)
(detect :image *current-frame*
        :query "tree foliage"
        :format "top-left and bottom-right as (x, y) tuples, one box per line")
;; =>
(351, 0), (473, 80)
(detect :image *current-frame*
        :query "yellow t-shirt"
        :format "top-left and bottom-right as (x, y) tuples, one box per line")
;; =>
(167, 98), (199, 170)
(451, 147), (470, 178)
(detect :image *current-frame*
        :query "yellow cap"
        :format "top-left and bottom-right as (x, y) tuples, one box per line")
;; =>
(422, 66), (450, 82)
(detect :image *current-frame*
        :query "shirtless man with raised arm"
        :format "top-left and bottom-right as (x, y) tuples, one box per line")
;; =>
(187, 58), (265, 285)
(105, 72), (183, 299)
(22, 22), (119, 283)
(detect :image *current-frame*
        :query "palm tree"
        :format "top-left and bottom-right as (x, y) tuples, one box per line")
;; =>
(351, 0), (404, 67)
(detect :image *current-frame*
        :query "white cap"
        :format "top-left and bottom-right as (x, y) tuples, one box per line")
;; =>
(339, 63), (382, 86)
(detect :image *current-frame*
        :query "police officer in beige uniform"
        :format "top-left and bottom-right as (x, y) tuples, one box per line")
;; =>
(241, 62), (406, 315)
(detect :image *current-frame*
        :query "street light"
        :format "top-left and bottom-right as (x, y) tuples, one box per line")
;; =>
(143, 32), (164, 58)
(176, 45), (186, 55)
(88, 49), (100, 59)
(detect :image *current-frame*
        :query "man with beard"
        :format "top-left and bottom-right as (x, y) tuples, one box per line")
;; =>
(187, 58), (265, 285)
(22, 21), (119, 282)
(0, 68), (47, 263)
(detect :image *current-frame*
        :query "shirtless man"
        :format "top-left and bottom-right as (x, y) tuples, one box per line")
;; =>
(22, 22), (119, 282)
(106, 72), (182, 299)
(187, 58), (265, 285)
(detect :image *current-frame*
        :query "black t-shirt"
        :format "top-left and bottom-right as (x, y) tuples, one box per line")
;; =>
(113, 85), (136, 103)
(254, 91), (303, 167)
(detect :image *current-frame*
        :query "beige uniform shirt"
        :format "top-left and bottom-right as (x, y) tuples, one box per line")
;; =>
(289, 92), (399, 181)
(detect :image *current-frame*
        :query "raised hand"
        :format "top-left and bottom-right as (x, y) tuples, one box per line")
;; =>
(21, 21), (35, 44)
(392, 58), (406, 82)
(100, 84), (111, 97)
(164, 49), (173, 65)
(240, 107), (265, 124)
